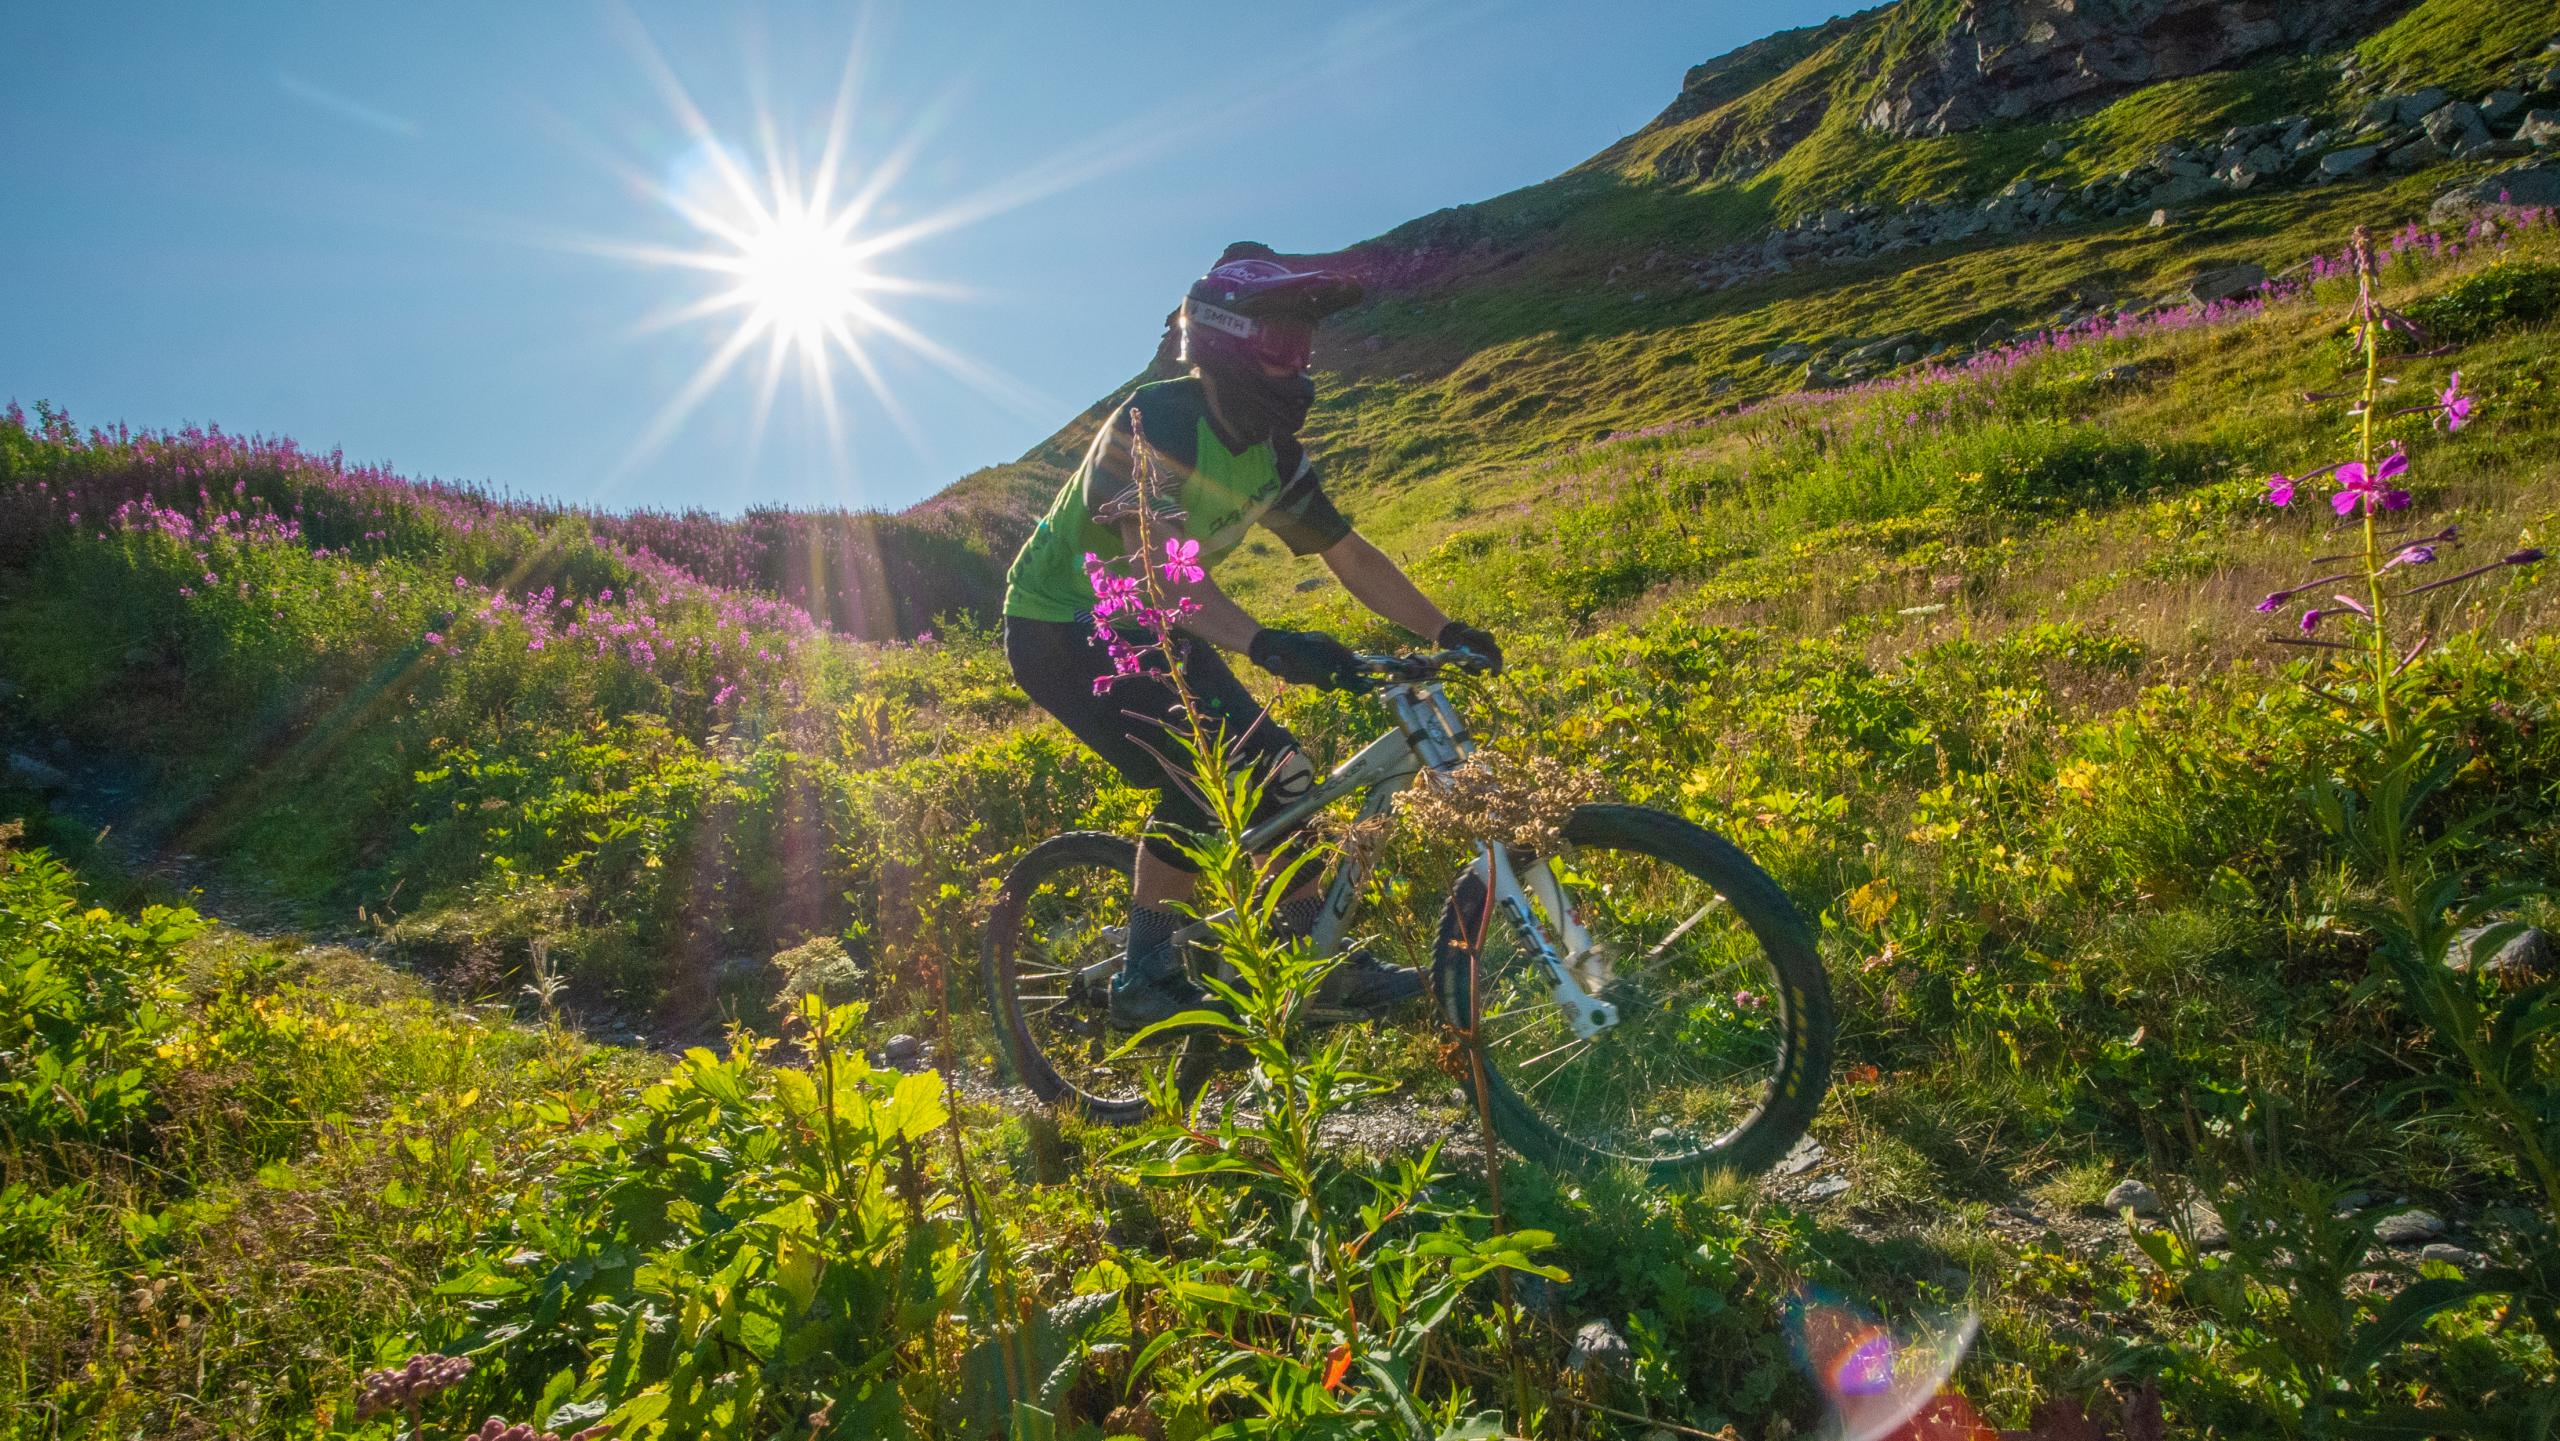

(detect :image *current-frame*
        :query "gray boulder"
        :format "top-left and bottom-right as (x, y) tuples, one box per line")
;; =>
(2151, 173), (2223, 206)
(1843, 332), (1921, 367)
(2186, 262), (2267, 304)
(2518, 110), (2560, 148)
(2105, 1178), (2161, 1215)
(2373, 1209), (2447, 1246)
(2423, 101), (2491, 152)
(2418, 1243), (2488, 1273)
(2388, 134), (2449, 171)
(1763, 342), (1812, 368)
(2448, 924), (2555, 985)
(2392, 87), (2450, 126)
(2431, 163), (2560, 220)
(2482, 90), (2526, 126)
(2320, 144), (2383, 178)
(1569, 1319), (1632, 1375)
(2183, 1201), (2230, 1251)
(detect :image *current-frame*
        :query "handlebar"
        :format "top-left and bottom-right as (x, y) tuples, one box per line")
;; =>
(1353, 647), (1496, 682)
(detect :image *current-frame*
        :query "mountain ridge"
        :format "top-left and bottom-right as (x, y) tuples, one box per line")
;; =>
(907, 0), (2555, 623)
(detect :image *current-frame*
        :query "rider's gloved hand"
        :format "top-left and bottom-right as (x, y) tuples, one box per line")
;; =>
(1247, 628), (1373, 693)
(1437, 619), (1504, 674)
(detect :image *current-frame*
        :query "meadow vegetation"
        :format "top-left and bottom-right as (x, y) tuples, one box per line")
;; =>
(6, 139), (2560, 1441)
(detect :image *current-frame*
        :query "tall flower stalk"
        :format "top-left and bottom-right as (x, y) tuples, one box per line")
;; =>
(2255, 227), (2540, 730)
(2242, 226), (2559, 1346)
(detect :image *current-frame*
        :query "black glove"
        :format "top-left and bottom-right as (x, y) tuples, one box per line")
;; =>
(1437, 619), (1504, 674)
(1247, 628), (1372, 693)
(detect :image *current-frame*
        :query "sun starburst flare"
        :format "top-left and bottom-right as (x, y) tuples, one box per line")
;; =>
(550, 2), (1453, 496)
(575, 10), (1067, 493)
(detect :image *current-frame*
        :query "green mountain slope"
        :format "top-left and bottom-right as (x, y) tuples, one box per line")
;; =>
(929, 0), (2558, 620)
(11, 7), (2560, 1434)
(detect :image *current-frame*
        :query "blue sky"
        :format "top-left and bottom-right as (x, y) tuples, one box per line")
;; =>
(4, 2), (1850, 515)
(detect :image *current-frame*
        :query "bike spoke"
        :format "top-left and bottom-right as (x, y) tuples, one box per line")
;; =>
(1469, 839), (1788, 1162)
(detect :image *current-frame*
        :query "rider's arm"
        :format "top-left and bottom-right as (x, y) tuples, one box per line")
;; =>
(1117, 519), (1264, 652)
(1318, 529), (1451, 642)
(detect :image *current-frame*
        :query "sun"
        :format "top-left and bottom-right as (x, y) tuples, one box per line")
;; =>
(571, 15), (1110, 486)
(729, 204), (876, 352)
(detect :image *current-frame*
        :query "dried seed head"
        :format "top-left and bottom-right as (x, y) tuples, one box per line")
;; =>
(353, 1353), (473, 1420)
(1394, 749), (1597, 856)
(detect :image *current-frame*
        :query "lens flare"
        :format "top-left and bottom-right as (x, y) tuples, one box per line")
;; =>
(1788, 1291), (1981, 1441)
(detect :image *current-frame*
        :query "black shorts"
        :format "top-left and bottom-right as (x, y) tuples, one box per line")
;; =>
(1005, 615), (1308, 869)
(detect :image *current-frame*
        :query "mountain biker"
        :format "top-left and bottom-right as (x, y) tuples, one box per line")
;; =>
(1002, 241), (1502, 1028)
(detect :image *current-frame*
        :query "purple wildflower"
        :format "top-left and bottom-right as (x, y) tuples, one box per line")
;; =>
(2438, 372), (2472, 432)
(1160, 537), (1204, 585)
(2264, 473), (2296, 507)
(2331, 453), (2410, 516)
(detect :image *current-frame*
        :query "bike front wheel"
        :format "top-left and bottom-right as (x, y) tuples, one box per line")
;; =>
(1433, 803), (1833, 1182)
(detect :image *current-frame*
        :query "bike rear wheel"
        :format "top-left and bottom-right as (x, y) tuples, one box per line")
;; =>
(1433, 803), (1832, 1182)
(983, 831), (1218, 1125)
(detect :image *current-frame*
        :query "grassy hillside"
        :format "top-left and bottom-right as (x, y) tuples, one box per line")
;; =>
(937, 2), (2558, 628)
(7, 199), (2559, 1436)
(9, 1), (2560, 1435)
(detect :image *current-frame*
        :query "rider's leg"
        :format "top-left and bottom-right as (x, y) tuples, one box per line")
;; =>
(1122, 845), (1197, 990)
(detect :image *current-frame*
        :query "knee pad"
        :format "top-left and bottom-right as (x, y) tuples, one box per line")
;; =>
(1253, 749), (1315, 825)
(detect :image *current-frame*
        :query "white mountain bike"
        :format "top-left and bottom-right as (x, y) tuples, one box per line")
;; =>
(982, 649), (1833, 1180)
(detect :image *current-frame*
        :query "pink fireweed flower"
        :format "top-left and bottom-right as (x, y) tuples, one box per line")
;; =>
(424, 632), (445, 647)
(2331, 453), (2410, 515)
(2264, 473), (2296, 507)
(2438, 371), (2472, 432)
(1160, 537), (1204, 584)
(2382, 544), (2438, 570)
(2300, 609), (2324, 634)
(526, 636), (544, 652)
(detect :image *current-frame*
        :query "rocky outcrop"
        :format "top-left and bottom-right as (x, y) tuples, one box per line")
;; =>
(1865, 0), (2413, 138)
(1676, 55), (2560, 307)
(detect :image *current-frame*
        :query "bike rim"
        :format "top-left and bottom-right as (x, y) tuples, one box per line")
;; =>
(1007, 855), (1197, 1109)
(1469, 841), (1791, 1165)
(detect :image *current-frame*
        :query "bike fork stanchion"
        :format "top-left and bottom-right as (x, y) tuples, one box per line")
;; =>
(1480, 844), (1617, 1038)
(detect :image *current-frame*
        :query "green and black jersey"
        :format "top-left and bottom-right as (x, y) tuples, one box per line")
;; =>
(1002, 377), (1352, 623)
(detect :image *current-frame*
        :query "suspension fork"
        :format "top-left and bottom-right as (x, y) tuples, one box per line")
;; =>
(1397, 681), (1615, 1039)
(1477, 842), (1616, 1039)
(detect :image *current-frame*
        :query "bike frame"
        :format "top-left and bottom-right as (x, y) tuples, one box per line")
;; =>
(1145, 661), (1620, 1038)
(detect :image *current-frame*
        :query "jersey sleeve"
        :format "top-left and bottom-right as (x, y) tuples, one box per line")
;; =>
(1257, 447), (1353, 556)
